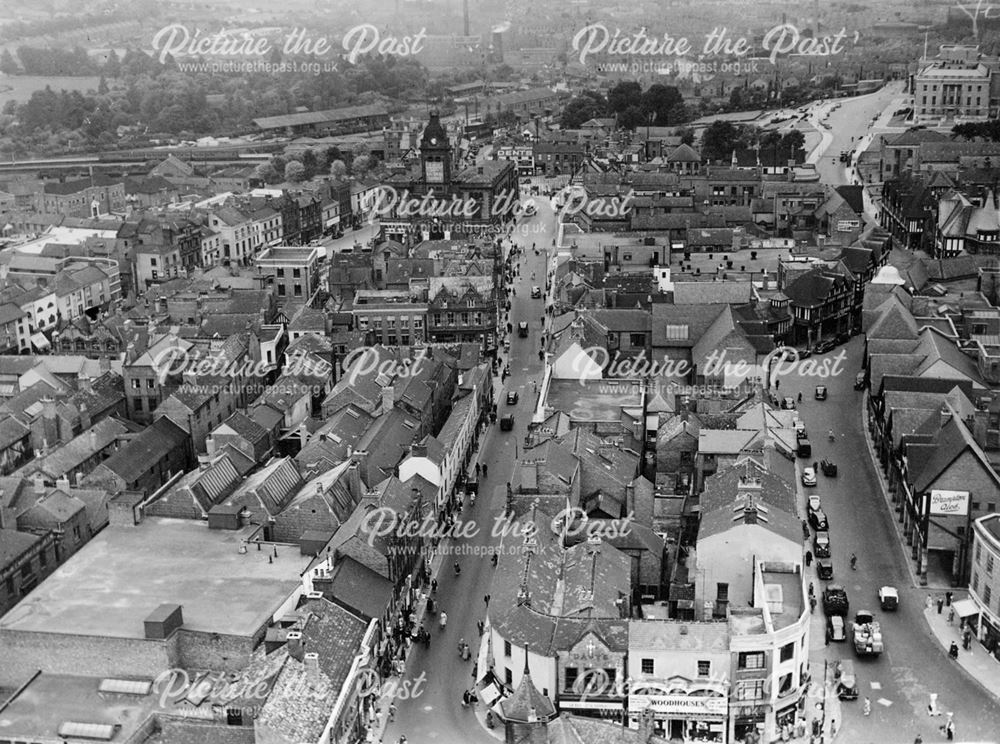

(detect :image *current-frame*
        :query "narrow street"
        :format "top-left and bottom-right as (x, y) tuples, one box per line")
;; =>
(781, 339), (1000, 743)
(381, 200), (555, 744)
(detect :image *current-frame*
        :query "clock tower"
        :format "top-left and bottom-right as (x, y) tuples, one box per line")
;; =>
(420, 110), (452, 186)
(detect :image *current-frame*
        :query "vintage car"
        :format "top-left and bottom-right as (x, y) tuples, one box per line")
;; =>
(821, 459), (838, 477)
(878, 586), (899, 611)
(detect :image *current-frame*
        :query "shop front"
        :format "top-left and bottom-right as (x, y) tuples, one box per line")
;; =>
(628, 693), (728, 743)
(558, 698), (625, 723)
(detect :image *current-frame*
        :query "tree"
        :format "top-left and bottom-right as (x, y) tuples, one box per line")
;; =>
(0, 49), (18, 75)
(103, 49), (120, 78)
(607, 81), (642, 115)
(284, 161), (306, 182)
(701, 121), (741, 162)
(329, 159), (347, 180)
(254, 162), (278, 183)
(302, 148), (318, 178)
(97, 75), (108, 95)
(618, 105), (646, 131)
(323, 146), (343, 167)
(677, 127), (695, 146)
(780, 129), (805, 155)
(640, 83), (686, 126)
(351, 155), (372, 177)
(561, 90), (606, 129)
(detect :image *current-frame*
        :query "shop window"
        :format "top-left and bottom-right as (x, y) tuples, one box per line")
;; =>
(780, 641), (794, 662)
(641, 658), (654, 674)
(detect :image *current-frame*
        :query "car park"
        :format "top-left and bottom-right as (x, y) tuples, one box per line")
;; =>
(801, 467), (817, 487)
(808, 508), (829, 531)
(823, 584), (850, 616)
(878, 586), (899, 611)
(826, 614), (846, 642)
(506, 391), (519, 405)
(817, 560), (834, 580)
(813, 530), (831, 558)
(815, 385), (828, 400)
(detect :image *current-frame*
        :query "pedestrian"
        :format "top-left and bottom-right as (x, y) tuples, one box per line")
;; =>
(937, 596), (944, 614)
(431, 578), (438, 594)
(963, 626), (972, 650)
(947, 606), (955, 625)
(482, 463), (488, 478)
(926, 595), (933, 610)
(946, 591), (953, 606)
(805, 549), (813, 566)
(476, 462), (481, 476)
(388, 703), (397, 721)
(914, 735), (923, 744)
(945, 720), (954, 741)
(477, 619), (485, 635)
(439, 611), (448, 630)
(491, 553), (499, 567)
(863, 697), (871, 716)
(928, 692), (940, 716)
(484, 594), (491, 606)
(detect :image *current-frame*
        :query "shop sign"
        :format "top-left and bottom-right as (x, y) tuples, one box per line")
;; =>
(928, 489), (969, 516)
(630, 694), (727, 717)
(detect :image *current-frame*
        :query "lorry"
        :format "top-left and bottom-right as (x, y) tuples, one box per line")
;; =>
(851, 610), (884, 656)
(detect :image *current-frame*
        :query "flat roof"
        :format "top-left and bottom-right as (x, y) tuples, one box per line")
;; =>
(0, 674), (159, 742)
(257, 247), (318, 264)
(762, 569), (804, 631)
(545, 378), (642, 422)
(0, 517), (310, 639)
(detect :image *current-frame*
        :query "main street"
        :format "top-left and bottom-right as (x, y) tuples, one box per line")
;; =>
(782, 339), (1000, 743)
(381, 199), (555, 744)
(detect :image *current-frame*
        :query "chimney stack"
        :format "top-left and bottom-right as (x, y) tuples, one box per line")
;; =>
(304, 652), (321, 686)
(287, 631), (305, 661)
(348, 460), (361, 499)
(381, 384), (395, 413)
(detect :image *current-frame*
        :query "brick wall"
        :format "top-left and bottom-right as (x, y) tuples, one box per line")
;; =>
(177, 629), (261, 672)
(272, 492), (339, 544)
(157, 718), (255, 744)
(0, 629), (179, 686)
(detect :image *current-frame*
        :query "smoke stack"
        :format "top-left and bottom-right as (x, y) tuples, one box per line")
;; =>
(287, 631), (305, 661)
(304, 652), (321, 686)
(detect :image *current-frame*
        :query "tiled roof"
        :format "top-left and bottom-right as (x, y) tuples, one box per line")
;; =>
(96, 417), (188, 483)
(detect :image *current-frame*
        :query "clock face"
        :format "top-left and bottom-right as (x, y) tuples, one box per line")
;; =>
(430, 137), (438, 145)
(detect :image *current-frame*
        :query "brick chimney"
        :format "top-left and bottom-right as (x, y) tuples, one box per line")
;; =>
(304, 651), (321, 686)
(287, 631), (305, 661)
(79, 402), (91, 431)
(348, 460), (361, 499)
(381, 384), (395, 413)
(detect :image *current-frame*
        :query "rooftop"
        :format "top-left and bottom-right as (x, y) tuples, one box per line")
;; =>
(546, 378), (642, 423)
(0, 517), (311, 639)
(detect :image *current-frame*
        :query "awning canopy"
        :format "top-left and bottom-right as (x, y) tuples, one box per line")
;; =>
(30, 332), (50, 350)
(953, 598), (979, 618)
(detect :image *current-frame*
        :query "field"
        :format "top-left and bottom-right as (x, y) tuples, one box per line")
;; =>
(0, 74), (101, 105)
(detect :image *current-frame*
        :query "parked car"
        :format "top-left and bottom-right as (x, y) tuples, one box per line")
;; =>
(854, 371), (866, 390)
(782, 397), (796, 410)
(797, 437), (812, 458)
(518, 321), (529, 338)
(506, 391), (519, 405)
(813, 530), (831, 558)
(814, 338), (837, 354)
(531, 286), (542, 298)
(807, 494), (822, 514)
(500, 414), (515, 431)
(808, 508), (829, 531)
(823, 584), (850, 616)
(801, 467), (817, 487)
(815, 385), (828, 400)
(826, 614), (847, 642)
(821, 459), (838, 477)
(817, 560), (834, 580)
(878, 586), (899, 611)
(836, 660), (859, 700)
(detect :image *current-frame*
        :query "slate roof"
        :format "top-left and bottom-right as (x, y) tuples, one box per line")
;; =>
(95, 417), (188, 483)
(834, 185), (864, 214)
(0, 528), (39, 565)
(23, 418), (126, 480)
(913, 414), (1000, 493)
(673, 281), (752, 305)
(326, 554), (394, 621)
(651, 304), (728, 348)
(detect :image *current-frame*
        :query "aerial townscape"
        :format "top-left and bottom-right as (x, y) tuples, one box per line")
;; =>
(2, 0), (1000, 743)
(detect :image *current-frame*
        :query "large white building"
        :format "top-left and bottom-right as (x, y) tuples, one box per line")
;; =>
(968, 513), (1000, 660)
(913, 45), (994, 122)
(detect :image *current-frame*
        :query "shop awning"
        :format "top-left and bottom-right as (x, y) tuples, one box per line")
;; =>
(477, 672), (507, 708)
(953, 598), (979, 618)
(30, 332), (50, 350)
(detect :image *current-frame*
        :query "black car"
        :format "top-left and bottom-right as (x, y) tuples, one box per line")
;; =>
(821, 459), (838, 476)
(808, 508), (829, 531)
(817, 560), (834, 580)
(506, 391), (519, 405)
(500, 414), (515, 431)
(518, 321), (529, 338)
(822, 585), (850, 616)
(815, 385), (828, 401)
(814, 338), (837, 354)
